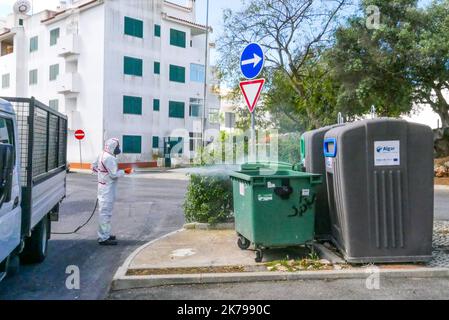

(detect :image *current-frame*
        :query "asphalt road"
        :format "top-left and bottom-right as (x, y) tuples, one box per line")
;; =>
(0, 172), (187, 300)
(109, 277), (449, 300)
(0, 174), (448, 300)
(435, 188), (449, 221)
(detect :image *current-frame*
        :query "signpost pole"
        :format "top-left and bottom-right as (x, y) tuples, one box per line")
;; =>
(251, 112), (256, 162)
(79, 140), (83, 169)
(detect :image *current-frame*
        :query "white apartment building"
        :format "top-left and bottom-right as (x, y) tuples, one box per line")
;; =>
(0, 0), (220, 168)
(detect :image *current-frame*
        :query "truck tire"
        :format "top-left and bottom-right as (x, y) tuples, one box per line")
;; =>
(21, 215), (50, 264)
(6, 254), (20, 276)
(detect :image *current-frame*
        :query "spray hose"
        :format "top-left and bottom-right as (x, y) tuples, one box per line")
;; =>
(51, 199), (99, 235)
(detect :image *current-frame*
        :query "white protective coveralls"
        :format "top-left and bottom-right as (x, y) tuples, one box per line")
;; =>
(92, 139), (125, 242)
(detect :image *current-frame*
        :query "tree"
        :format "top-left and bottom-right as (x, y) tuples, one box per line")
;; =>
(264, 57), (342, 131)
(330, 0), (449, 125)
(217, 0), (350, 129)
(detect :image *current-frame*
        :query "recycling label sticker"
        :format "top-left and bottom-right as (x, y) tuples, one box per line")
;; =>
(258, 194), (273, 202)
(239, 182), (245, 196)
(374, 141), (400, 166)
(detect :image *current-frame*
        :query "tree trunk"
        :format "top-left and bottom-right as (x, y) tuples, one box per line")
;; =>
(434, 88), (449, 128)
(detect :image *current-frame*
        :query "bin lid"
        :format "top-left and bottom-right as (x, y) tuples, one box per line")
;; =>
(230, 168), (322, 185)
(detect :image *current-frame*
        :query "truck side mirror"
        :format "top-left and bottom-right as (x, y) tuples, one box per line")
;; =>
(0, 144), (15, 207)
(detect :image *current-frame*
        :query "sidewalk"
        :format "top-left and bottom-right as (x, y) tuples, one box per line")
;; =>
(111, 222), (449, 291)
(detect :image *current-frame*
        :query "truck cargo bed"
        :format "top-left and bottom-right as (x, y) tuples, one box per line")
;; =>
(0, 97), (68, 236)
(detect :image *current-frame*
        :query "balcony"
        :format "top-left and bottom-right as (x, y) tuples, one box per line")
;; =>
(57, 34), (80, 58)
(57, 73), (81, 95)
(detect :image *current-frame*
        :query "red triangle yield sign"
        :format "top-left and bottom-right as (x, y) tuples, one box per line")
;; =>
(240, 78), (265, 114)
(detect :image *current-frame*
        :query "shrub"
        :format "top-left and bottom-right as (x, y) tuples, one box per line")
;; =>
(183, 174), (234, 224)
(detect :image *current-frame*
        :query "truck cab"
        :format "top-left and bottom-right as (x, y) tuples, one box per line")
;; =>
(0, 99), (21, 281)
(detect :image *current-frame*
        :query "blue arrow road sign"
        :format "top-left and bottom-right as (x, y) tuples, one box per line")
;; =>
(240, 43), (264, 79)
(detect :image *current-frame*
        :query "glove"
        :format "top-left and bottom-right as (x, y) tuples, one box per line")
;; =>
(124, 168), (133, 175)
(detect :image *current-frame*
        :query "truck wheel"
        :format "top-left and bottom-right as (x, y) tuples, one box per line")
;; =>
(21, 215), (50, 264)
(6, 254), (20, 276)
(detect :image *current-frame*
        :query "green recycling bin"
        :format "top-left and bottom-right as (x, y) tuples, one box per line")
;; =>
(230, 163), (322, 262)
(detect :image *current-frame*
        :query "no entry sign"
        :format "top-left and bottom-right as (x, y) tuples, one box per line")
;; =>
(75, 130), (85, 141)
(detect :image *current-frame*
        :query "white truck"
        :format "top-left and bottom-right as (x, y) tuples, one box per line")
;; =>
(0, 97), (67, 281)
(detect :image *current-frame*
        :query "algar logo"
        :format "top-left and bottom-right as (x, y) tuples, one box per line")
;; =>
(376, 146), (396, 153)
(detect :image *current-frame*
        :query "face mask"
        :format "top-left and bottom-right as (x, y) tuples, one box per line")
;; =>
(113, 145), (121, 156)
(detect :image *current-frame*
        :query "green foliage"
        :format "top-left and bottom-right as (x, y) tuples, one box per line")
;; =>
(183, 174), (234, 225)
(329, 0), (449, 126)
(278, 133), (302, 165)
(265, 60), (342, 131)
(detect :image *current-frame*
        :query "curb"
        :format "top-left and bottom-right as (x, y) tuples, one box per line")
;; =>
(111, 230), (449, 291)
(183, 222), (235, 231)
(435, 185), (449, 190)
(111, 267), (449, 291)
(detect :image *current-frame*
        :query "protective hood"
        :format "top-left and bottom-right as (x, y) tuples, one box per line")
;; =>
(104, 138), (120, 155)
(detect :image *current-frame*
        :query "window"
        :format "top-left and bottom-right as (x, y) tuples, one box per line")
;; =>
(123, 96), (142, 115)
(29, 69), (38, 85)
(169, 101), (185, 119)
(190, 63), (205, 83)
(170, 29), (186, 48)
(123, 135), (142, 154)
(49, 99), (59, 111)
(49, 64), (59, 81)
(152, 136), (159, 149)
(169, 65), (185, 83)
(209, 109), (220, 124)
(0, 117), (15, 147)
(153, 99), (160, 111)
(189, 132), (201, 152)
(154, 61), (160, 75)
(30, 36), (38, 52)
(189, 98), (203, 117)
(1, 74), (10, 89)
(154, 24), (161, 37)
(124, 56), (143, 76)
(19, 19), (24, 26)
(124, 16), (143, 38)
(50, 28), (60, 46)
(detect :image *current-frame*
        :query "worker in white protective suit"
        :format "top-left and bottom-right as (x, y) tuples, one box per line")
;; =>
(92, 138), (130, 245)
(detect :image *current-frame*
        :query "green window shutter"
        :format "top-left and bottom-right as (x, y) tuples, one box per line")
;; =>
(124, 16), (143, 38)
(1, 74), (10, 89)
(170, 29), (186, 48)
(169, 101), (185, 119)
(49, 99), (59, 111)
(154, 24), (161, 37)
(30, 36), (38, 52)
(29, 69), (38, 85)
(169, 65), (185, 83)
(123, 136), (142, 154)
(154, 61), (160, 75)
(49, 64), (59, 81)
(123, 96), (142, 115)
(124, 56), (143, 76)
(50, 28), (60, 46)
(152, 136), (159, 148)
(153, 99), (160, 111)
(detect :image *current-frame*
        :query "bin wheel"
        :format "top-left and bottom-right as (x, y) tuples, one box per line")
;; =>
(237, 237), (251, 250)
(255, 250), (264, 263)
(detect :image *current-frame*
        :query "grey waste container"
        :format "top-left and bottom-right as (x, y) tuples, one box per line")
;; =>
(324, 119), (434, 263)
(301, 124), (344, 239)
